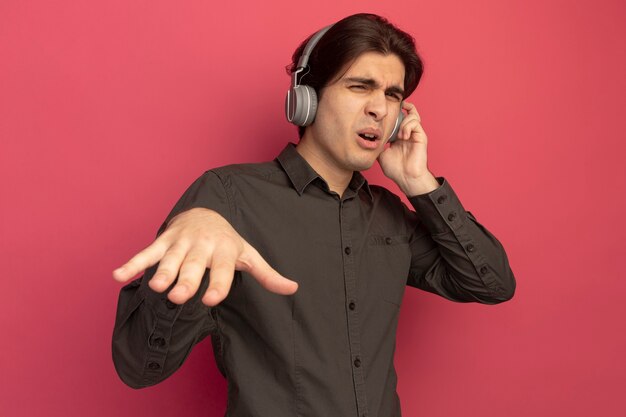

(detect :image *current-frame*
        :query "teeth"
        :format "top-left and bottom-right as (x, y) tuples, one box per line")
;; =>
(360, 133), (377, 140)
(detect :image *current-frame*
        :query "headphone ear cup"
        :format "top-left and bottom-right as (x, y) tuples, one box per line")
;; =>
(287, 85), (318, 126)
(301, 86), (318, 126)
(388, 110), (405, 143)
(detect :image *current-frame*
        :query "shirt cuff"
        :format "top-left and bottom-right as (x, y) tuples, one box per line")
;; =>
(407, 177), (468, 234)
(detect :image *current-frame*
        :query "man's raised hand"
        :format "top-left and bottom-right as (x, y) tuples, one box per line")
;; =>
(112, 208), (298, 306)
(378, 101), (440, 196)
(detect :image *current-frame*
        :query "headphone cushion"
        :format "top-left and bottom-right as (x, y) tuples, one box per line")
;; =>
(292, 85), (318, 126)
(388, 110), (405, 143)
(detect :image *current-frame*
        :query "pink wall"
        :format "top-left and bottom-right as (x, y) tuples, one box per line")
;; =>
(2, 0), (624, 416)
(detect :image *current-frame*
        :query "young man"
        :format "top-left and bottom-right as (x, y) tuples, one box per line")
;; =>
(112, 13), (515, 417)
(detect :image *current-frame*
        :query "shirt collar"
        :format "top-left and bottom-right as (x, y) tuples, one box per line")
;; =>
(276, 143), (373, 200)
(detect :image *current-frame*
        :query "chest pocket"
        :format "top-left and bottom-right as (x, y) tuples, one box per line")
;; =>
(361, 234), (411, 307)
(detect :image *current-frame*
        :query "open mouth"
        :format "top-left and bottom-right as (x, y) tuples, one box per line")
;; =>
(358, 133), (379, 142)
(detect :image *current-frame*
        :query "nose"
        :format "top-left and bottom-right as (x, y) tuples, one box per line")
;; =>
(364, 91), (388, 121)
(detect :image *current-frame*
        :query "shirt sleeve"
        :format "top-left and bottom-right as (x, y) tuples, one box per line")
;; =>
(112, 170), (231, 388)
(405, 177), (516, 304)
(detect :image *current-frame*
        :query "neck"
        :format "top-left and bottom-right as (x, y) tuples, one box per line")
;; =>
(295, 138), (352, 196)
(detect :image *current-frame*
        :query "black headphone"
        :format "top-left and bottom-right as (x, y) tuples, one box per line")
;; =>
(285, 24), (404, 142)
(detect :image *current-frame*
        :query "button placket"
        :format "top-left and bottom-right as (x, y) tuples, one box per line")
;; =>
(339, 198), (369, 417)
(151, 336), (166, 348)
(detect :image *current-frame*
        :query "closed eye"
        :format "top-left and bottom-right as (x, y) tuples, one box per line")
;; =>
(386, 92), (402, 102)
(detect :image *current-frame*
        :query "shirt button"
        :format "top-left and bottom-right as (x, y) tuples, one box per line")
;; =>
(437, 195), (447, 204)
(466, 244), (475, 252)
(354, 357), (361, 368)
(344, 246), (351, 255)
(147, 362), (161, 370)
(349, 301), (356, 310)
(447, 212), (457, 221)
(152, 337), (166, 348)
(385, 237), (393, 245)
(165, 299), (177, 309)
(480, 266), (489, 275)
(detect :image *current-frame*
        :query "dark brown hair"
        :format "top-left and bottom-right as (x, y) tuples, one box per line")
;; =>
(287, 13), (424, 137)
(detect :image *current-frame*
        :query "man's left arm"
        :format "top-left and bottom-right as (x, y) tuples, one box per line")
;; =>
(379, 101), (515, 304)
(404, 177), (516, 304)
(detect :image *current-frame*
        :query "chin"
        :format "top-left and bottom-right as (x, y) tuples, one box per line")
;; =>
(346, 158), (377, 172)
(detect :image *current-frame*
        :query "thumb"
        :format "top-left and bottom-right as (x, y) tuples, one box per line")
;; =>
(239, 244), (298, 295)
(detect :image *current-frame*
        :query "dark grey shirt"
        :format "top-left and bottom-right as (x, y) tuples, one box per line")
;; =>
(112, 143), (515, 417)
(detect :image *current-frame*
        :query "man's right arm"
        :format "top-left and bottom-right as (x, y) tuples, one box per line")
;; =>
(111, 172), (298, 388)
(112, 263), (215, 388)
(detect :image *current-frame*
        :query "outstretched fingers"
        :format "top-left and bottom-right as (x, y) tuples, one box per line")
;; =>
(168, 247), (211, 304)
(114, 209), (299, 308)
(202, 242), (240, 306)
(149, 242), (190, 292)
(113, 239), (169, 283)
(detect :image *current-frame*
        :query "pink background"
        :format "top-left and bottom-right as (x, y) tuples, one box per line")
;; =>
(1, 0), (624, 416)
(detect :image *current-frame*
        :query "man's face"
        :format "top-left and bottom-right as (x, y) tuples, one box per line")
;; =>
(303, 51), (405, 174)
